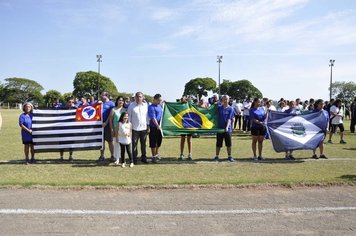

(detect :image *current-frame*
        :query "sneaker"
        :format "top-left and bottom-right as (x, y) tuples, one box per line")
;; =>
(25, 159), (30, 165)
(68, 156), (73, 162)
(319, 154), (328, 159)
(285, 155), (291, 160)
(110, 156), (116, 162)
(179, 154), (184, 161)
(312, 154), (319, 159)
(187, 154), (193, 161)
(152, 156), (157, 163)
(122, 163), (126, 168)
(252, 157), (258, 161)
(30, 158), (36, 163)
(141, 158), (148, 164)
(114, 160), (121, 165)
(97, 156), (105, 162)
(228, 156), (235, 162)
(258, 156), (264, 161)
(213, 156), (219, 162)
(130, 163), (134, 168)
(340, 140), (347, 144)
(288, 155), (295, 160)
(156, 155), (161, 160)
(327, 140), (333, 144)
(59, 156), (64, 161)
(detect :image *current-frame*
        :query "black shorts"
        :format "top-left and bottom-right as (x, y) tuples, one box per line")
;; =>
(149, 126), (163, 148)
(104, 125), (113, 142)
(251, 126), (267, 136)
(331, 124), (345, 133)
(22, 141), (33, 145)
(216, 132), (232, 148)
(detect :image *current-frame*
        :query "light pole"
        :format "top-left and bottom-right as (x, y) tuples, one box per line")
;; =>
(96, 54), (102, 99)
(217, 55), (223, 98)
(329, 59), (335, 101)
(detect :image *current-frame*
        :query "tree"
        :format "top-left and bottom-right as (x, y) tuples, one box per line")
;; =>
(183, 77), (217, 99)
(44, 90), (62, 105)
(2, 77), (44, 104)
(331, 81), (356, 103)
(220, 79), (263, 99)
(73, 71), (119, 98)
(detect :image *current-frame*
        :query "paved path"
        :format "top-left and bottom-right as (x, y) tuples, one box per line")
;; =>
(0, 186), (356, 235)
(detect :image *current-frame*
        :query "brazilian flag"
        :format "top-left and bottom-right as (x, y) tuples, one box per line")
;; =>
(161, 102), (224, 136)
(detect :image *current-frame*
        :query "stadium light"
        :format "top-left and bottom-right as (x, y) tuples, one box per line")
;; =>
(96, 54), (102, 99)
(329, 59), (335, 101)
(217, 55), (223, 98)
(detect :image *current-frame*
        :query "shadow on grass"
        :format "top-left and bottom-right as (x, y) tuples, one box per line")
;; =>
(0, 157), (307, 166)
(338, 175), (356, 181)
(343, 148), (356, 151)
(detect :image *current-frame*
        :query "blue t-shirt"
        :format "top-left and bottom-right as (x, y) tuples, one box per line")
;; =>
(148, 104), (163, 127)
(19, 113), (33, 142)
(218, 105), (234, 133)
(102, 101), (115, 122)
(249, 107), (265, 128)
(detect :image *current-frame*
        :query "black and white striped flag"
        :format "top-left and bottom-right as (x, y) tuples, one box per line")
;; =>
(32, 104), (103, 153)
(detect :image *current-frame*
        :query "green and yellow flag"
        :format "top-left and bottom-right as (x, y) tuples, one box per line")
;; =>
(161, 102), (224, 136)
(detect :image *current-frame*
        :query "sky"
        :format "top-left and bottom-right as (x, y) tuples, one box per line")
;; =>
(1, 0), (356, 102)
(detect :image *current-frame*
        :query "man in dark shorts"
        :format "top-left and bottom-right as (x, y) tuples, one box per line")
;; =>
(148, 94), (163, 163)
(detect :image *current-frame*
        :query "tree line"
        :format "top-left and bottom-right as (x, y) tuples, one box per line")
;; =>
(0, 72), (355, 107)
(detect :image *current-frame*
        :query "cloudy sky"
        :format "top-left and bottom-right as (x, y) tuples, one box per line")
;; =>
(1, 0), (356, 101)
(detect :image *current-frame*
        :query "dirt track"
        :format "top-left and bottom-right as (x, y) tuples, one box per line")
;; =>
(0, 186), (356, 235)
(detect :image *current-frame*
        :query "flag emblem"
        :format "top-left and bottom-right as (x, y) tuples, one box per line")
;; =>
(76, 104), (101, 122)
(169, 107), (214, 129)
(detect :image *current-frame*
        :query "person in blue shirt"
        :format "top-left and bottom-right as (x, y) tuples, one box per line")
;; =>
(250, 98), (267, 161)
(19, 102), (35, 164)
(98, 92), (116, 162)
(312, 99), (329, 159)
(148, 94), (163, 163)
(214, 95), (235, 162)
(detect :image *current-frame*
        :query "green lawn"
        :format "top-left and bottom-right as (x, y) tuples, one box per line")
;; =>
(0, 109), (355, 188)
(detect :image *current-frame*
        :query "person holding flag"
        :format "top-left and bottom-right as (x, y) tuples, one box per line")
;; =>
(148, 94), (163, 163)
(19, 102), (35, 164)
(213, 95), (235, 162)
(312, 99), (329, 159)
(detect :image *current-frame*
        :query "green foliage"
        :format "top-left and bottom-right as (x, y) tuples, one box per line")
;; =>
(73, 71), (119, 98)
(44, 90), (62, 105)
(221, 79), (263, 99)
(331, 81), (356, 103)
(183, 77), (217, 99)
(2, 77), (44, 104)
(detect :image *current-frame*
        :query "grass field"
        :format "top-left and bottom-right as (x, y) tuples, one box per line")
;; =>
(0, 109), (355, 188)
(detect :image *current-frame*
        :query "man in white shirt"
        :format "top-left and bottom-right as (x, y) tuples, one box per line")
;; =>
(328, 99), (346, 144)
(232, 99), (243, 130)
(127, 91), (149, 163)
(242, 98), (251, 132)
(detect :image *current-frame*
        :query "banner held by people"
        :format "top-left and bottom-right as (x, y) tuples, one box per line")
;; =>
(32, 103), (103, 153)
(266, 111), (328, 152)
(161, 102), (224, 136)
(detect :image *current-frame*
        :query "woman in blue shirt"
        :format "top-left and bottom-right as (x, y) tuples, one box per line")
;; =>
(250, 98), (266, 161)
(19, 102), (35, 164)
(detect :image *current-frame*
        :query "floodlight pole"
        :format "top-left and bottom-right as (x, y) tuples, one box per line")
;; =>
(217, 55), (223, 98)
(96, 54), (102, 99)
(329, 59), (335, 101)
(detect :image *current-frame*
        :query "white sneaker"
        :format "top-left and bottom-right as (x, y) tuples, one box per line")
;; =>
(114, 160), (120, 165)
(130, 163), (134, 168)
(187, 153), (192, 160)
(179, 154), (184, 160)
(122, 163), (126, 168)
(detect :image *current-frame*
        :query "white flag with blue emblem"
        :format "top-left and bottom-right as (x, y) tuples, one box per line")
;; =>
(266, 111), (328, 152)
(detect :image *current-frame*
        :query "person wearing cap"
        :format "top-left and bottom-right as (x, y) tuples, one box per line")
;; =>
(98, 92), (116, 162)
(213, 95), (235, 162)
(19, 102), (35, 164)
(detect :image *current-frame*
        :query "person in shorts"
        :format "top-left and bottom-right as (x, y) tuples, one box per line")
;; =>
(250, 98), (267, 161)
(328, 99), (346, 144)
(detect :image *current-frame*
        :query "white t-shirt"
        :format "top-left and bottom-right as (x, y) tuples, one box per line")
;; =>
(243, 101), (251, 116)
(118, 122), (132, 145)
(330, 105), (343, 124)
(233, 102), (243, 115)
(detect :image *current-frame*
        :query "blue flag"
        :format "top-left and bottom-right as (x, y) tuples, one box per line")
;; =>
(266, 111), (328, 152)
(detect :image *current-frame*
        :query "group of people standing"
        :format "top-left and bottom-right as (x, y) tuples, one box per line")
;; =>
(19, 92), (353, 165)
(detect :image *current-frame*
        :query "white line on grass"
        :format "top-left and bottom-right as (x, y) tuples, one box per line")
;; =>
(0, 207), (355, 216)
